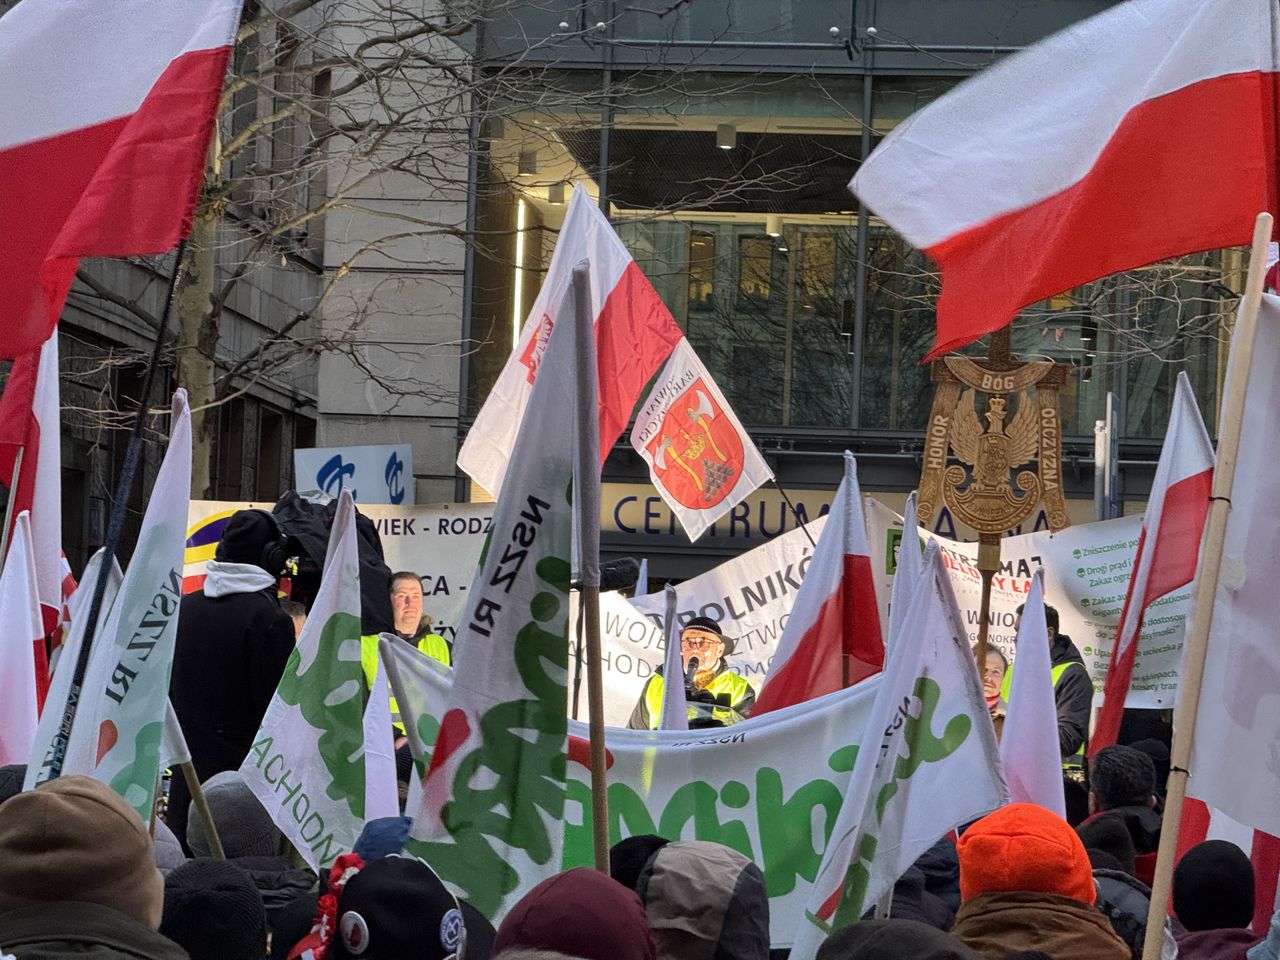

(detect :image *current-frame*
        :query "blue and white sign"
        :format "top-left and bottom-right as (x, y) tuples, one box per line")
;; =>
(294, 443), (415, 505)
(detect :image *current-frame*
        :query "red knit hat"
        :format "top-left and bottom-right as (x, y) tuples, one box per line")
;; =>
(956, 803), (1096, 905)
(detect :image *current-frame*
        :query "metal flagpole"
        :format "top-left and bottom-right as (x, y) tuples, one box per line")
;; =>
(772, 478), (816, 547)
(571, 262), (609, 872)
(44, 239), (188, 781)
(1140, 212), (1273, 959)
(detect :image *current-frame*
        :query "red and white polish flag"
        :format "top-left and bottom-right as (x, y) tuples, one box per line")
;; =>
(851, 0), (1280, 360)
(0, 513), (43, 765)
(630, 338), (773, 542)
(458, 184), (684, 498)
(1090, 372), (1213, 754)
(0, 0), (242, 359)
(752, 453), (884, 716)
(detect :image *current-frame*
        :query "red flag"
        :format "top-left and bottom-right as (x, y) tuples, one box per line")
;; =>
(752, 453), (884, 715)
(850, 0), (1280, 359)
(0, 0), (242, 358)
(1090, 373), (1213, 755)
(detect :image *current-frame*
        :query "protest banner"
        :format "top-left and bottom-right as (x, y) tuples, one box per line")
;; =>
(386, 637), (881, 945)
(185, 500), (493, 644)
(865, 499), (1191, 708)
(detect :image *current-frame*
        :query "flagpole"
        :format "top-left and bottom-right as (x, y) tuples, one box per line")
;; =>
(571, 262), (609, 873)
(1141, 211), (1273, 960)
(180, 761), (226, 859)
(44, 239), (188, 781)
(772, 479), (816, 547)
(0, 446), (25, 575)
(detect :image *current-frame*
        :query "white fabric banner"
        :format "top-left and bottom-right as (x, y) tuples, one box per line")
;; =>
(630, 338), (774, 542)
(865, 499), (1191, 708)
(382, 635), (881, 946)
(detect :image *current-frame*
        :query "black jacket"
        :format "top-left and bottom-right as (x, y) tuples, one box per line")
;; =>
(167, 586), (295, 847)
(0, 902), (189, 959)
(1050, 633), (1093, 759)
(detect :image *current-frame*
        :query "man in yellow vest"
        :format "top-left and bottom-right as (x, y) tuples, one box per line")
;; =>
(627, 616), (755, 730)
(361, 571), (450, 734)
(1000, 601), (1092, 776)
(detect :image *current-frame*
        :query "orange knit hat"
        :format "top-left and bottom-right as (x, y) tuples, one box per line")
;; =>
(956, 802), (1096, 905)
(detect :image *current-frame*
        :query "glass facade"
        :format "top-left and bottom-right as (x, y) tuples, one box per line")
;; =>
(468, 7), (1236, 451)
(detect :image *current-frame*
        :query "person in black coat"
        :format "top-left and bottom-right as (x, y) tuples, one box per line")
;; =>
(167, 510), (296, 851)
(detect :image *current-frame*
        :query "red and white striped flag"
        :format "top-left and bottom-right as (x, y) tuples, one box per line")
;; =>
(1091, 372), (1213, 754)
(0, 333), (66, 697)
(0, 0), (241, 358)
(458, 184), (683, 497)
(851, 0), (1280, 360)
(0, 513), (43, 765)
(752, 453), (884, 715)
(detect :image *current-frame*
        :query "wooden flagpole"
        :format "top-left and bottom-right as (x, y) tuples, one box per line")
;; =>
(0, 447), (25, 576)
(180, 761), (226, 859)
(1140, 211), (1273, 959)
(571, 263), (609, 873)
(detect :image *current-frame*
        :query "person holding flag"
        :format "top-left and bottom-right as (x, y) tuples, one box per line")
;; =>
(626, 617), (755, 730)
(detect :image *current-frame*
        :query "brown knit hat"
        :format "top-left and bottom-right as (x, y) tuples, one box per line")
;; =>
(0, 775), (165, 929)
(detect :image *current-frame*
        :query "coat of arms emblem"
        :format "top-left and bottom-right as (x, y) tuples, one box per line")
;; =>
(644, 379), (745, 510)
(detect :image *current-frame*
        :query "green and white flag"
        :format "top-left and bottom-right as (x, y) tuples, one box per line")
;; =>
(241, 490), (367, 870)
(27, 391), (192, 823)
(405, 274), (580, 919)
(791, 541), (1007, 959)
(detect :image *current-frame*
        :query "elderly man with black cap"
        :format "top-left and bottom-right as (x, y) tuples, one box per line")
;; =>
(627, 616), (755, 730)
(168, 509), (297, 850)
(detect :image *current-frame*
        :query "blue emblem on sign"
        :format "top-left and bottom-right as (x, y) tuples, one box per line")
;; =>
(317, 454), (356, 499)
(385, 451), (407, 505)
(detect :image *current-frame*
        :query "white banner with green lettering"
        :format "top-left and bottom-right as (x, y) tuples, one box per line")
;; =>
(384, 638), (879, 943)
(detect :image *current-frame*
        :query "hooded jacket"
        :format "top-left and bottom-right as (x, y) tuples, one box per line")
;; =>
(1093, 867), (1153, 959)
(637, 839), (770, 960)
(816, 918), (981, 960)
(0, 902), (189, 960)
(952, 891), (1130, 960)
(168, 568), (295, 849)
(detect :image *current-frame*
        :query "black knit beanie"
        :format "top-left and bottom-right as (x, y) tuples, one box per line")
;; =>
(215, 510), (280, 567)
(610, 834), (671, 893)
(1173, 839), (1255, 932)
(1078, 813), (1137, 876)
(160, 859), (268, 960)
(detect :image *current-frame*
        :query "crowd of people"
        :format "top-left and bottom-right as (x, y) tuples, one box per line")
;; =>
(0, 509), (1275, 959)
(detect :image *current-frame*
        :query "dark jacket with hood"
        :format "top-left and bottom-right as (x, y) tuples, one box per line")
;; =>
(168, 566), (295, 848)
(0, 902), (190, 959)
(637, 839), (770, 959)
(816, 918), (982, 960)
(1049, 633), (1093, 759)
(1093, 867), (1154, 959)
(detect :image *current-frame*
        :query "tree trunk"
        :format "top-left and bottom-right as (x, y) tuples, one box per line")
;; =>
(176, 202), (221, 500)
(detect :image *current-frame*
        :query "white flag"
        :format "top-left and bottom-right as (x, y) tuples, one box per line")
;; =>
(161, 699), (191, 770)
(1190, 292), (1280, 837)
(27, 391), (191, 825)
(362, 652), (400, 822)
(241, 491), (367, 870)
(630, 337), (773, 542)
(888, 492), (923, 642)
(0, 513), (42, 765)
(408, 262), (581, 919)
(791, 542), (1007, 958)
(999, 570), (1065, 817)
(657, 584), (689, 731)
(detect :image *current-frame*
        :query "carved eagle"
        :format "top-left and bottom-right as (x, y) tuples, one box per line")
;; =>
(949, 388), (1040, 472)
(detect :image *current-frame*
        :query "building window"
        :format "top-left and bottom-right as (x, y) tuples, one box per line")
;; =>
(738, 236), (773, 301)
(688, 231), (716, 311)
